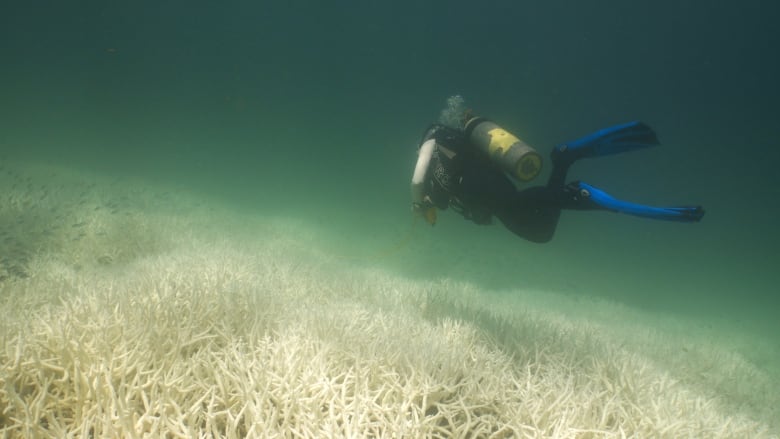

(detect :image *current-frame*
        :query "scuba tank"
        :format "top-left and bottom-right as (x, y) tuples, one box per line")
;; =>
(464, 116), (542, 182)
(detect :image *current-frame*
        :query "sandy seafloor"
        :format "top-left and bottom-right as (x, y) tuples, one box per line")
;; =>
(1, 159), (779, 438)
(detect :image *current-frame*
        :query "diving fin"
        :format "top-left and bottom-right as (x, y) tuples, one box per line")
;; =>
(570, 181), (705, 222)
(553, 121), (660, 164)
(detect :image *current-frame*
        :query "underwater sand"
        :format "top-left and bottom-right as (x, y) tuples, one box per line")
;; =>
(1, 161), (778, 438)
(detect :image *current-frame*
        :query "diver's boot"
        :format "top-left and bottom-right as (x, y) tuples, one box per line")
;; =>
(565, 181), (705, 222)
(552, 121), (660, 166)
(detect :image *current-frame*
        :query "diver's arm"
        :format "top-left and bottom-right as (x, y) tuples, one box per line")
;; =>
(411, 138), (435, 207)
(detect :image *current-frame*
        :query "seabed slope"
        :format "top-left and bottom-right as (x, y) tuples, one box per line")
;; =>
(1, 161), (778, 438)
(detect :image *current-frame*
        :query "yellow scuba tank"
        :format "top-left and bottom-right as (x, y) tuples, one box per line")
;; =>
(464, 116), (542, 182)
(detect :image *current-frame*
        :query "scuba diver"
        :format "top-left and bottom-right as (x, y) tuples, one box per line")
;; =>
(411, 95), (705, 243)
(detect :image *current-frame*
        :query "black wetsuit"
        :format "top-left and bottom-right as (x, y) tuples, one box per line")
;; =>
(421, 124), (584, 243)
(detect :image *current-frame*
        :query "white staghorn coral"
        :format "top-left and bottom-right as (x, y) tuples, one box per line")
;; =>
(0, 162), (778, 438)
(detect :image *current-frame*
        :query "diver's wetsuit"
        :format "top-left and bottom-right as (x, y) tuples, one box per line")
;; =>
(412, 124), (581, 243)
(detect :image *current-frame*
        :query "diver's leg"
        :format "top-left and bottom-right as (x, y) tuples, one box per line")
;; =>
(496, 179), (705, 243)
(547, 159), (571, 189)
(562, 181), (705, 222)
(494, 186), (562, 243)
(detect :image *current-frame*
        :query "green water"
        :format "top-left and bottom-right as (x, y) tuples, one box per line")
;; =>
(2, 0), (778, 369)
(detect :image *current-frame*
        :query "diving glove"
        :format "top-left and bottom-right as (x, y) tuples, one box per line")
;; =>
(412, 199), (437, 225)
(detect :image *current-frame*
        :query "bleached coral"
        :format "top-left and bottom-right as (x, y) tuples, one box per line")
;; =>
(0, 162), (777, 438)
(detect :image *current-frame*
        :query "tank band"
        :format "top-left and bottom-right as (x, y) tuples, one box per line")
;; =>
(463, 117), (487, 138)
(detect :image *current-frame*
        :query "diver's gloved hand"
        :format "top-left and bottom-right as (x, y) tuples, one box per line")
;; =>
(412, 197), (437, 225)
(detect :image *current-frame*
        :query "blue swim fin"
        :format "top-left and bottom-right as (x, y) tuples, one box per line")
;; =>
(572, 182), (705, 222)
(553, 121), (660, 164)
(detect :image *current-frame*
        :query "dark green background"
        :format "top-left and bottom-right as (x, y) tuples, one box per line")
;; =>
(2, 1), (778, 336)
